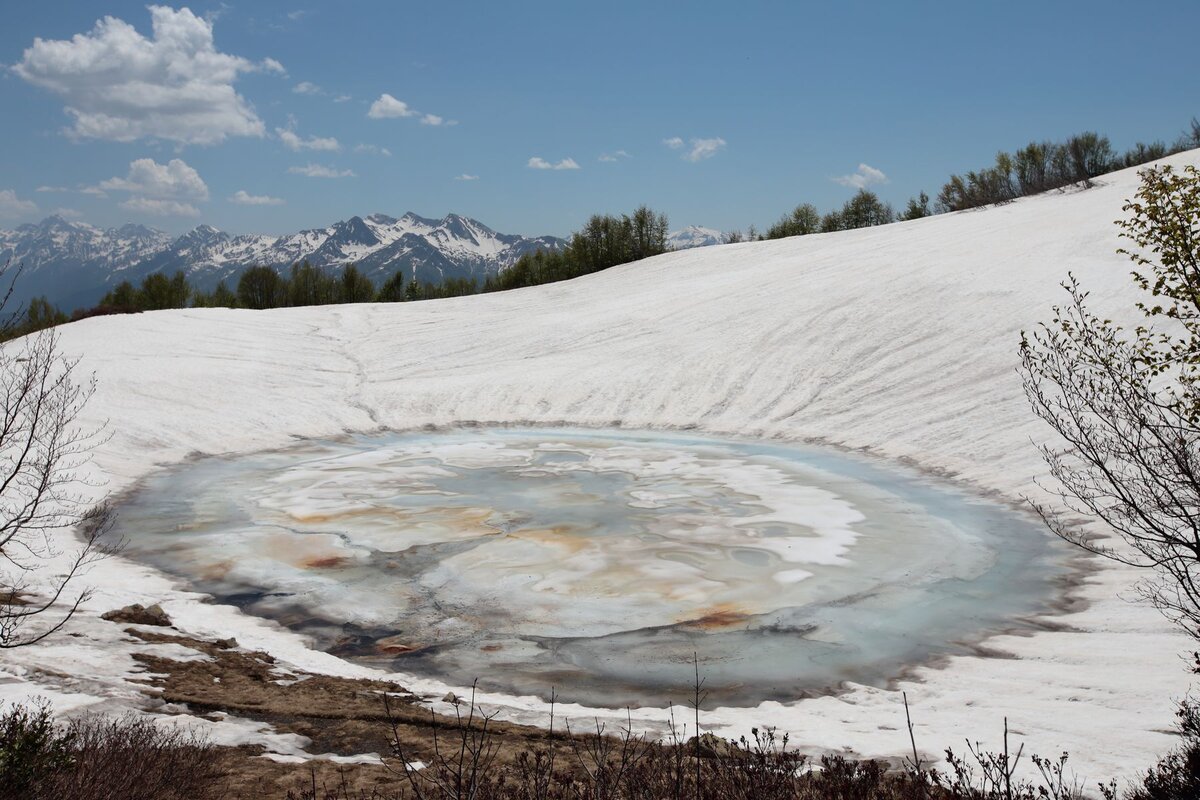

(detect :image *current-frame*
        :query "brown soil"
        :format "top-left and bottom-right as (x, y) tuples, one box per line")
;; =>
(102, 603), (172, 626)
(124, 628), (568, 799)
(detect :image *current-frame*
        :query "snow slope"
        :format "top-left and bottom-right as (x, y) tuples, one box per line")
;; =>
(3, 151), (1198, 783)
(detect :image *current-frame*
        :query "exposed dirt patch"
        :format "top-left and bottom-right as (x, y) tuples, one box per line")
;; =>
(123, 628), (569, 799)
(102, 603), (172, 626)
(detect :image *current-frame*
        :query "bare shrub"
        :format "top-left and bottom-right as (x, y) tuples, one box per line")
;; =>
(0, 326), (110, 649)
(0, 703), (222, 800)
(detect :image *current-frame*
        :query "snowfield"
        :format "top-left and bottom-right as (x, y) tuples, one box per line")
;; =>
(3, 150), (1198, 784)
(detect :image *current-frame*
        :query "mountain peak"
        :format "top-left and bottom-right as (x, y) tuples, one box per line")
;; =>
(36, 214), (95, 233)
(175, 224), (227, 247)
(329, 216), (379, 246)
(667, 226), (727, 250)
(399, 211), (439, 227)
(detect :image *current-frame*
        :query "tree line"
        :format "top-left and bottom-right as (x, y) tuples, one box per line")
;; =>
(483, 205), (668, 291)
(731, 117), (1200, 242)
(935, 122), (1200, 212)
(1, 205), (670, 341)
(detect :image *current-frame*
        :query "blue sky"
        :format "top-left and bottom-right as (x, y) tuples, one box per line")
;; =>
(0, 1), (1196, 237)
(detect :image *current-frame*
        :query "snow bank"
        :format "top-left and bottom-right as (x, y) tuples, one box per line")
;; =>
(4, 151), (1198, 781)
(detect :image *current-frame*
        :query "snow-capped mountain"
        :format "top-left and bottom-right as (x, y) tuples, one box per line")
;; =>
(0, 213), (565, 311)
(667, 226), (728, 250)
(0, 216), (174, 310)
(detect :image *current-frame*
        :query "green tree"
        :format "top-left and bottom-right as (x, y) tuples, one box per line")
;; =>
(193, 280), (237, 308)
(819, 210), (845, 232)
(1177, 117), (1200, 151)
(22, 297), (67, 332)
(101, 280), (138, 310)
(211, 280), (237, 308)
(766, 204), (821, 239)
(137, 271), (189, 310)
(1066, 131), (1114, 183)
(288, 261), (337, 306)
(236, 266), (285, 309)
(838, 190), (894, 230)
(900, 192), (931, 221)
(1122, 141), (1168, 169)
(339, 264), (375, 303)
(629, 205), (669, 261)
(1015, 141), (1052, 195)
(376, 270), (406, 302)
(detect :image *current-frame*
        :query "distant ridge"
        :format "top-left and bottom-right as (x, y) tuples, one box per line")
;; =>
(667, 226), (727, 250)
(0, 213), (567, 311)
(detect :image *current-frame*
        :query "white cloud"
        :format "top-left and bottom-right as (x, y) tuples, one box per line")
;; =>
(99, 158), (209, 200)
(599, 150), (630, 163)
(664, 137), (726, 162)
(276, 127), (340, 152)
(834, 163), (889, 189)
(333, 94), (352, 103)
(683, 137), (726, 162)
(528, 157), (580, 171)
(203, 4), (232, 24)
(50, 207), (84, 219)
(119, 197), (200, 217)
(260, 57), (287, 76)
(79, 186), (108, 198)
(293, 81), (323, 95)
(35, 185), (68, 193)
(454, 174), (479, 181)
(368, 93), (451, 125)
(287, 10), (309, 21)
(354, 144), (392, 157)
(367, 93), (416, 119)
(0, 190), (38, 219)
(13, 6), (270, 145)
(229, 190), (285, 206)
(288, 163), (355, 178)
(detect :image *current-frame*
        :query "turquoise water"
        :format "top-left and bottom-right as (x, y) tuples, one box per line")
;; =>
(112, 428), (1073, 708)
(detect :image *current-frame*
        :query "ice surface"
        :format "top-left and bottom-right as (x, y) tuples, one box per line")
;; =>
(112, 428), (1070, 708)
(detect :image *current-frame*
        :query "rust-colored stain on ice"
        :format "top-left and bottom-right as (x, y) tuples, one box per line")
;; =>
(679, 604), (751, 630)
(303, 555), (347, 569)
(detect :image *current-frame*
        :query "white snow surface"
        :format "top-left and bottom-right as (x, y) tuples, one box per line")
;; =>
(3, 151), (1199, 781)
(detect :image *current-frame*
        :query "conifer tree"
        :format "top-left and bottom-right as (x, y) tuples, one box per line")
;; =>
(339, 264), (375, 303)
(376, 270), (406, 302)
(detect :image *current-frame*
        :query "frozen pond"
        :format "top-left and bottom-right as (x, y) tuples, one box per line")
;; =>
(113, 428), (1073, 707)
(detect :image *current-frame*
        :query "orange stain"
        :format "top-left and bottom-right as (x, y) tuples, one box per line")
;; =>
(679, 604), (750, 630)
(303, 555), (346, 569)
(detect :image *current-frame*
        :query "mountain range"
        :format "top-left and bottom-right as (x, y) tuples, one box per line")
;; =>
(0, 215), (732, 312)
(0, 214), (568, 311)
